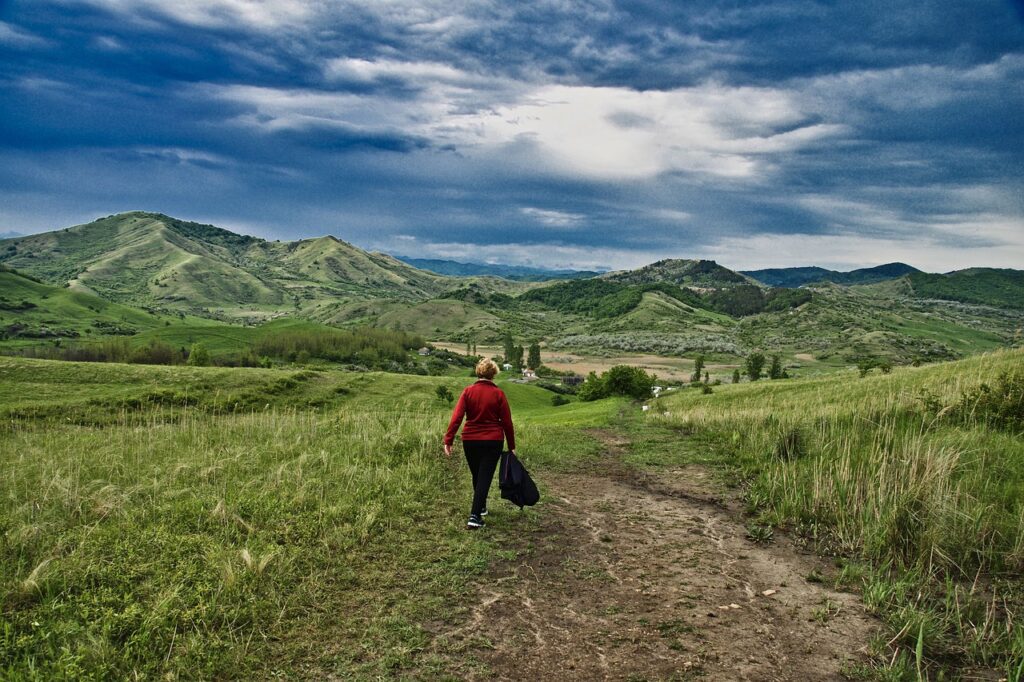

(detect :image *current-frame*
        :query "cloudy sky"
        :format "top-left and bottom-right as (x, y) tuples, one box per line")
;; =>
(1, 1), (1022, 271)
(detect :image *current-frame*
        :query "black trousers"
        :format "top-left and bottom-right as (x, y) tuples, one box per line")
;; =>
(463, 440), (502, 516)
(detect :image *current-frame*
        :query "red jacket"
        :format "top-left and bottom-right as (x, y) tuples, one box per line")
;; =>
(444, 380), (516, 450)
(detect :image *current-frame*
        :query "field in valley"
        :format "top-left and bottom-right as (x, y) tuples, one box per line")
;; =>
(1, 350), (1022, 680)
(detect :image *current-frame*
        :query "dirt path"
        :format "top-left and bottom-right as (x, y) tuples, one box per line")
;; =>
(431, 430), (880, 680)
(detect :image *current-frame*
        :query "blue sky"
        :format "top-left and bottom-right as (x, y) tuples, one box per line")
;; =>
(1, 0), (1022, 271)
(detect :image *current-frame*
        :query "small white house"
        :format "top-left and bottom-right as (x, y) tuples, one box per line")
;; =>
(522, 368), (537, 380)
(417, 347), (431, 356)
(502, 362), (513, 371)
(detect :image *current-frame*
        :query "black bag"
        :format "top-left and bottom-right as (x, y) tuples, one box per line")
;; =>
(499, 450), (540, 509)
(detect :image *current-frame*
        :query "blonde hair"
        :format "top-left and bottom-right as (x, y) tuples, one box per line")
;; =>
(475, 358), (499, 380)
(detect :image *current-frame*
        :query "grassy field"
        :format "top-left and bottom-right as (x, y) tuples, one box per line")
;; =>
(2, 351), (1022, 678)
(652, 349), (1024, 678)
(0, 358), (616, 679)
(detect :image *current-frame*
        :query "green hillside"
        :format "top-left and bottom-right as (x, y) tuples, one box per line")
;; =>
(738, 282), (1016, 364)
(602, 258), (754, 287)
(0, 212), (448, 322)
(3, 212), (1021, 367)
(743, 262), (920, 287)
(908, 268), (1024, 310)
(0, 265), (199, 343)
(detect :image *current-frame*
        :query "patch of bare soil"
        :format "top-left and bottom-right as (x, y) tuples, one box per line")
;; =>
(431, 430), (879, 680)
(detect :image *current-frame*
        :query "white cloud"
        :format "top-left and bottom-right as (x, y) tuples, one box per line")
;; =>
(798, 55), (1024, 118)
(92, 35), (127, 51)
(699, 229), (1024, 272)
(795, 192), (1024, 250)
(377, 236), (660, 271)
(208, 76), (845, 181)
(0, 21), (50, 48)
(520, 207), (585, 227)
(650, 209), (692, 222)
(456, 84), (846, 180)
(62, 0), (313, 29)
(324, 58), (468, 84)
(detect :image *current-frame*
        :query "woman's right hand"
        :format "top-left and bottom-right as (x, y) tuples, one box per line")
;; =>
(443, 443), (453, 457)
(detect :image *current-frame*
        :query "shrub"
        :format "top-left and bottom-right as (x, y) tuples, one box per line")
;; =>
(551, 395), (570, 406)
(577, 371), (609, 401)
(435, 385), (454, 405)
(579, 365), (655, 401)
(604, 365), (655, 400)
(187, 343), (211, 367)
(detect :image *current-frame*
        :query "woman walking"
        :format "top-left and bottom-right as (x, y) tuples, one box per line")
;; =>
(443, 358), (516, 530)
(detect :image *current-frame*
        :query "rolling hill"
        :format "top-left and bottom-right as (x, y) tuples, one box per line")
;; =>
(1, 212), (1020, 367)
(743, 262), (920, 287)
(907, 268), (1024, 310)
(0, 212), (448, 321)
(0, 264), (196, 343)
(603, 258), (755, 288)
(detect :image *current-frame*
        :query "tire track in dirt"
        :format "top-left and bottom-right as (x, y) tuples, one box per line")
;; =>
(431, 430), (879, 680)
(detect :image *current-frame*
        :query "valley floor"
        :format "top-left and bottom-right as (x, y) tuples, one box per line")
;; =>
(428, 430), (879, 681)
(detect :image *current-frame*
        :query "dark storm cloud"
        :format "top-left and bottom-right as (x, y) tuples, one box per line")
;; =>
(0, 0), (1021, 270)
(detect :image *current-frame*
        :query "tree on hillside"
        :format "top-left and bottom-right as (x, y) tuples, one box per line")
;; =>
(604, 365), (655, 400)
(769, 354), (784, 380)
(732, 368), (741, 384)
(512, 345), (525, 372)
(745, 352), (765, 381)
(502, 330), (515, 363)
(187, 342), (210, 367)
(691, 354), (705, 383)
(527, 342), (541, 370)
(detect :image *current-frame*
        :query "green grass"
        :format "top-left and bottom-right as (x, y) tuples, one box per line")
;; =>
(0, 358), (608, 679)
(652, 348), (1024, 677)
(3, 348), (1022, 678)
(0, 268), (199, 342)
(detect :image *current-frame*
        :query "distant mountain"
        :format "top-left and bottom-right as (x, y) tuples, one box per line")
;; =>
(0, 231), (23, 240)
(908, 268), (1024, 310)
(603, 259), (755, 288)
(742, 262), (921, 287)
(0, 212), (449, 320)
(395, 256), (599, 281)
